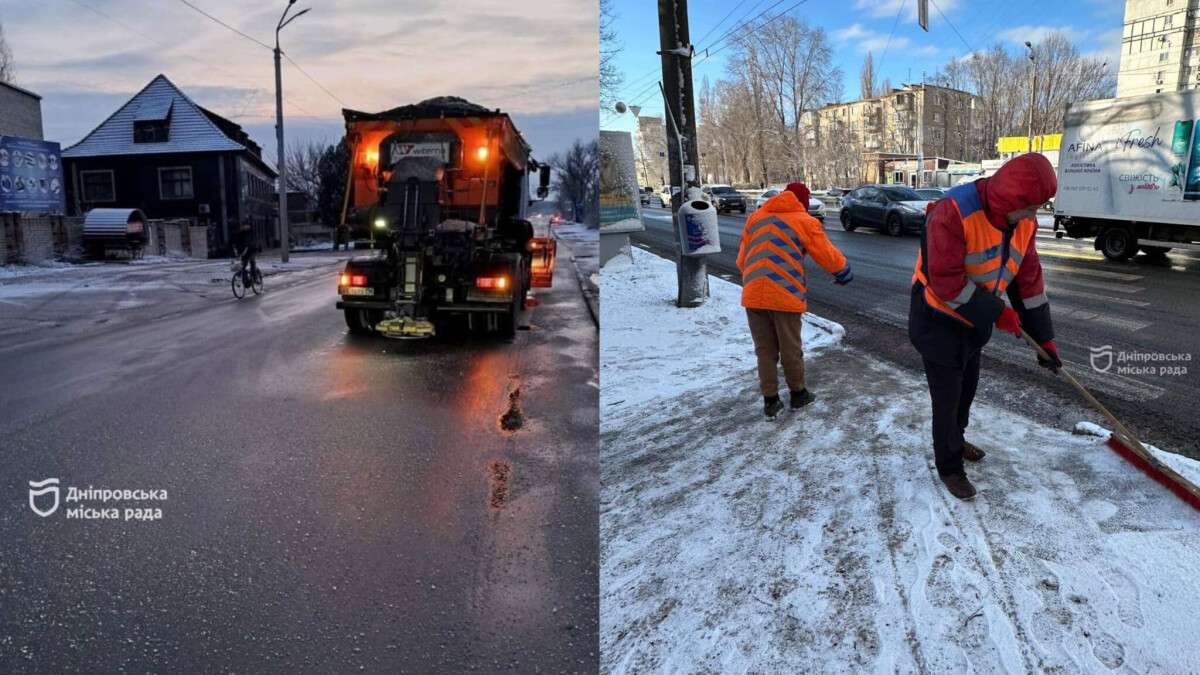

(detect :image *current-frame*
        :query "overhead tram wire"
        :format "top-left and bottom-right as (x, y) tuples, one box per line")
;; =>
(930, 0), (977, 56)
(281, 53), (347, 107)
(878, 0), (908, 68)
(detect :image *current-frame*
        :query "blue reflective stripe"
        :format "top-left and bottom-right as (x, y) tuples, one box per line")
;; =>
(1009, 243), (1024, 267)
(744, 248), (807, 283)
(744, 267), (806, 299)
(745, 215), (807, 252)
(947, 182), (983, 217)
(745, 229), (807, 260)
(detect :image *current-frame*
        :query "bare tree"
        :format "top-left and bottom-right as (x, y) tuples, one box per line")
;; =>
(600, 0), (623, 109)
(0, 22), (15, 83)
(285, 139), (325, 203)
(551, 138), (600, 227)
(860, 52), (877, 100)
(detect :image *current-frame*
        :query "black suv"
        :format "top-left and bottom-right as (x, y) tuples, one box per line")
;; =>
(702, 185), (747, 214)
(839, 185), (932, 236)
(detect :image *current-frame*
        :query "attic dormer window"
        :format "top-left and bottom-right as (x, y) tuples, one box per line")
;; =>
(133, 99), (173, 143)
(134, 120), (169, 143)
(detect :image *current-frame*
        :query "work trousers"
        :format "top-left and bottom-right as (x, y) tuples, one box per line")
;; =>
(922, 349), (981, 476)
(746, 308), (806, 398)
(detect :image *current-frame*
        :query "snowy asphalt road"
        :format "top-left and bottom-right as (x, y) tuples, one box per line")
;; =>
(633, 206), (1200, 460)
(0, 258), (599, 671)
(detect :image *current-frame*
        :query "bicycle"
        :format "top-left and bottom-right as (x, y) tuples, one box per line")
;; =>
(231, 259), (263, 298)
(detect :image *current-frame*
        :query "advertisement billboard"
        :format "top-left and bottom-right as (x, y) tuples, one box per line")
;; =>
(599, 130), (644, 235)
(1057, 92), (1200, 226)
(0, 136), (65, 214)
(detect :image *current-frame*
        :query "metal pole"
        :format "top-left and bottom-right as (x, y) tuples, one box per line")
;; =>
(1026, 43), (1036, 155)
(658, 0), (707, 307)
(274, 42), (289, 262)
(916, 75), (924, 187)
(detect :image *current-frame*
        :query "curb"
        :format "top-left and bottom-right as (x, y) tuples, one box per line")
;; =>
(553, 232), (599, 328)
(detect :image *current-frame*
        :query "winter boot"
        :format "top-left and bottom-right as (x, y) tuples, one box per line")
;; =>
(939, 472), (977, 500)
(789, 389), (816, 409)
(962, 441), (987, 462)
(763, 395), (784, 419)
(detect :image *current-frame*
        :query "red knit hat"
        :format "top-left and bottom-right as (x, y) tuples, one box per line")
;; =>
(785, 181), (810, 206)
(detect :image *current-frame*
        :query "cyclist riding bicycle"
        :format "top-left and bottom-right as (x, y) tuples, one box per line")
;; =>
(231, 222), (259, 285)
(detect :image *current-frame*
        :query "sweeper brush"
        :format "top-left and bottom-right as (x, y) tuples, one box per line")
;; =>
(1020, 329), (1200, 512)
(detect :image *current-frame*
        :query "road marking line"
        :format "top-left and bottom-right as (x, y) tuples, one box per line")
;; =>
(1039, 249), (1108, 263)
(1041, 264), (1143, 282)
(985, 340), (1165, 402)
(1048, 277), (1144, 294)
(1046, 286), (1150, 308)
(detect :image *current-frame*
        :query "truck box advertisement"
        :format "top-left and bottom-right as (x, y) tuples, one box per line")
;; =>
(0, 136), (65, 214)
(1057, 91), (1200, 226)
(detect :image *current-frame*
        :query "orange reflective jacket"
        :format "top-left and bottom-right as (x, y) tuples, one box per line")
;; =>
(736, 191), (848, 313)
(911, 183), (1037, 328)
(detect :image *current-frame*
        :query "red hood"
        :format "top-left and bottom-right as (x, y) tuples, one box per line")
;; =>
(977, 153), (1057, 230)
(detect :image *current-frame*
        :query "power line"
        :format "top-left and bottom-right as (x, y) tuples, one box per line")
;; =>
(694, 0), (761, 47)
(929, 0), (976, 55)
(879, 0), (908, 66)
(174, 0), (272, 50)
(282, 53), (347, 107)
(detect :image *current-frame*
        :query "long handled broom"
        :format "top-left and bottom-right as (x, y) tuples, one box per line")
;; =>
(1019, 329), (1200, 511)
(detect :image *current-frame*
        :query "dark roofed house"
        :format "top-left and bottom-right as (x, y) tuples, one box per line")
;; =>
(62, 74), (278, 254)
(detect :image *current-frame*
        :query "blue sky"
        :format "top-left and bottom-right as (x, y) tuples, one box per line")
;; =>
(602, 0), (1124, 133)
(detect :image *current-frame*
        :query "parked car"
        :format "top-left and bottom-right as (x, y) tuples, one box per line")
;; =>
(839, 185), (932, 236)
(701, 184), (747, 214)
(915, 188), (945, 201)
(754, 188), (826, 219)
(638, 186), (655, 206)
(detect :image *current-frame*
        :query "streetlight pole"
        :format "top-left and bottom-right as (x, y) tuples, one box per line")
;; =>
(1025, 41), (1036, 155)
(274, 0), (310, 263)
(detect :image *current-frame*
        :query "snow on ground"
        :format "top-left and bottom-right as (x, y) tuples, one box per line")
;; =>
(600, 248), (842, 410)
(601, 247), (1200, 674)
(1074, 421), (1200, 489)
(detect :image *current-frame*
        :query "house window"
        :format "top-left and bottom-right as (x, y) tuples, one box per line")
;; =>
(1161, 52), (1170, 62)
(134, 120), (169, 143)
(80, 170), (115, 203)
(159, 166), (194, 200)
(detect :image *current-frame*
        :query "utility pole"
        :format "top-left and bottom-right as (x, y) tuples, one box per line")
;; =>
(1025, 41), (1036, 155)
(658, 0), (706, 307)
(274, 0), (311, 263)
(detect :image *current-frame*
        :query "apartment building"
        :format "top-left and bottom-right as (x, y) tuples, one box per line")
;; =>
(633, 115), (669, 189)
(1116, 0), (1200, 97)
(802, 83), (979, 186)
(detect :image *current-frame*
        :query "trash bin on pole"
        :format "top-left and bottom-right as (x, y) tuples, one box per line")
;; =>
(679, 188), (720, 256)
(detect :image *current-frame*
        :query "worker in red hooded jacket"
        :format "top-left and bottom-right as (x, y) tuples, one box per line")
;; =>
(908, 153), (1061, 500)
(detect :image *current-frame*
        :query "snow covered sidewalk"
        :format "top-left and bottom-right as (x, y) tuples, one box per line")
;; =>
(600, 248), (1200, 673)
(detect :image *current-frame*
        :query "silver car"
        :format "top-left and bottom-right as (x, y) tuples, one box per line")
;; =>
(755, 188), (825, 219)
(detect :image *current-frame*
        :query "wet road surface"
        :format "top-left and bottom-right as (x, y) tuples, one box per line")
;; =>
(0, 258), (599, 672)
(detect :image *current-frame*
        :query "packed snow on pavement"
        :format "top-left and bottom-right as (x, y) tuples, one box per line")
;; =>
(600, 247), (1200, 673)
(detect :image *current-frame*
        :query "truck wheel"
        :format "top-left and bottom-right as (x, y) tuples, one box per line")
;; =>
(344, 309), (381, 334)
(1100, 227), (1138, 261)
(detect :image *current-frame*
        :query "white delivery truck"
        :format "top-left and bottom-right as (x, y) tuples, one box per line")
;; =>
(1054, 90), (1200, 261)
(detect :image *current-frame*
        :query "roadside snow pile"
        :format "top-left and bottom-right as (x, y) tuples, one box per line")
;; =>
(1074, 421), (1200, 487)
(600, 247), (842, 410)
(0, 261), (101, 279)
(601, 248), (1200, 674)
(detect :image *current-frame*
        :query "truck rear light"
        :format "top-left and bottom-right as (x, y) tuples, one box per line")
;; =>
(340, 273), (368, 287)
(339, 273), (350, 286)
(475, 276), (508, 290)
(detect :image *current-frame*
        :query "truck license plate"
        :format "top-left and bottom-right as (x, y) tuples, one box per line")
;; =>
(344, 287), (374, 296)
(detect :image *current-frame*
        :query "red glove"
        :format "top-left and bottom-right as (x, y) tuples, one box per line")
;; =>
(1038, 340), (1062, 372)
(995, 307), (1022, 337)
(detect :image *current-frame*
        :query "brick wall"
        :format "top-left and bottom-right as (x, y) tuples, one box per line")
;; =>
(0, 213), (65, 263)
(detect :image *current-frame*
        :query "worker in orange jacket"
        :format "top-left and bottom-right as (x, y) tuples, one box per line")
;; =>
(909, 153), (1060, 500)
(736, 182), (854, 418)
